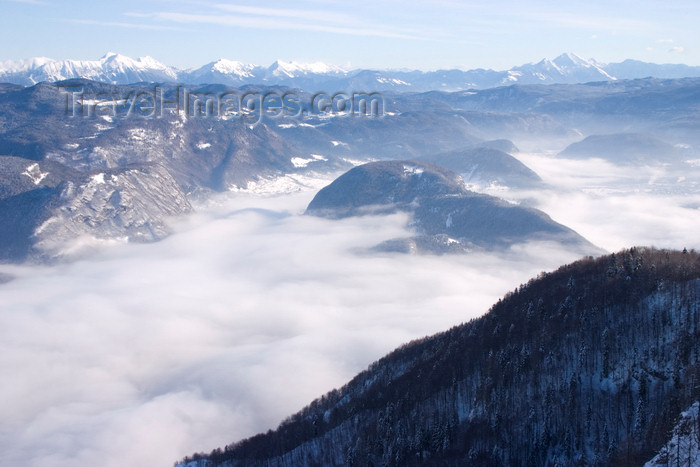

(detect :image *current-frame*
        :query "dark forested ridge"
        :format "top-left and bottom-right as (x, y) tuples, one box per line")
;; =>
(179, 248), (700, 466)
(304, 160), (599, 256)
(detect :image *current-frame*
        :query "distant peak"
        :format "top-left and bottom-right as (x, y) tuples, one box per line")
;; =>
(555, 52), (583, 61)
(268, 60), (346, 77)
(553, 52), (590, 66)
(210, 59), (256, 76)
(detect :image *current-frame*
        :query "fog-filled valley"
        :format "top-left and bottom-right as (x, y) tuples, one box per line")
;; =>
(1, 145), (699, 466)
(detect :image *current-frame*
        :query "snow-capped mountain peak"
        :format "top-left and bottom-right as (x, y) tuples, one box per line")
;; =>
(552, 52), (589, 67)
(512, 53), (615, 83)
(99, 52), (171, 72)
(0, 53), (178, 84)
(0, 56), (55, 73)
(268, 60), (346, 78)
(552, 53), (615, 79)
(209, 59), (257, 77)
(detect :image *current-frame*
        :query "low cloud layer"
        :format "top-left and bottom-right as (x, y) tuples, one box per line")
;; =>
(0, 154), (697, 467)
(0, 190), (583, 467)
(507, 153), (700, 251)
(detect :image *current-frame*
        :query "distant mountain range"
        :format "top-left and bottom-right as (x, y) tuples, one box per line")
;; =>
(558, 133), (687, 165)
(2, 52), (700, 91)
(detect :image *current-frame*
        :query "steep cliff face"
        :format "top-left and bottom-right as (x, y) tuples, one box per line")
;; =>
(180, 248), (700, 466)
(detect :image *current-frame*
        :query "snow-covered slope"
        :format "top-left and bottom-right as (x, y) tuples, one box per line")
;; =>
(181, 59), (260, 85)
(177, 248), (700, 466)
(266, 60), (346, 78)
(645, 402), (700, 467)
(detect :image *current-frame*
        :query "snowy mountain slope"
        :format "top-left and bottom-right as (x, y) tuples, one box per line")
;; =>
(645, 402), (700, 467)
(0, 157), (191, 262)
(3, 53), (700, 90)
(0, 80), (486, 261)
(178, 248), (700, 466)
(305, 160), (598, 255)
(266, 60), (346, 78)
(180, 59), (260, 85)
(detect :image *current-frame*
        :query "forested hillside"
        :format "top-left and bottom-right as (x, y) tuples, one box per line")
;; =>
(179, 248), (700, 466)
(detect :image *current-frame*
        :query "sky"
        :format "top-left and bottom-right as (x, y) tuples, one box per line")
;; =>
(1, 0), (699, 70)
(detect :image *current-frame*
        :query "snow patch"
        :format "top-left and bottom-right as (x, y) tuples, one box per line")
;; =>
(128, 128), (150, 141)
(22, 163), (49, 185)
(402, 164), (424, 176)
(90, 173), (105, 185)
(291, 155), (327, 168)
(291, 157), (313, 168)
(231, 172), (336, 195)
(376, 76), (409, 85)
(343, 157), (373, 166)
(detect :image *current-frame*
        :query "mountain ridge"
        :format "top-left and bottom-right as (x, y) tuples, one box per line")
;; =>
(305, 160), (600, 255)
(178, 247), (700, 467)
(3, 52), (700, 91)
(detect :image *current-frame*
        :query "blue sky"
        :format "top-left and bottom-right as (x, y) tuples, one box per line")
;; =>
(1, 0), (699, 70)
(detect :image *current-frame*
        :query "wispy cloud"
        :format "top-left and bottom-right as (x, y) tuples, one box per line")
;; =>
(135, 6), (422, 40)
(528, 11), (650, 32)
(67, 18), (191, 32)
(212, 3), (358, 24)
(8, 0), (49, 5)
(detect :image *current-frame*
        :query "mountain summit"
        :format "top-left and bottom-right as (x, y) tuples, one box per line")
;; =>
(306, 160), (599, 255)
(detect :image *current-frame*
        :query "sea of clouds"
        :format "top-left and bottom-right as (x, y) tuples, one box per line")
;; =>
(0, 155), (698, 467)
